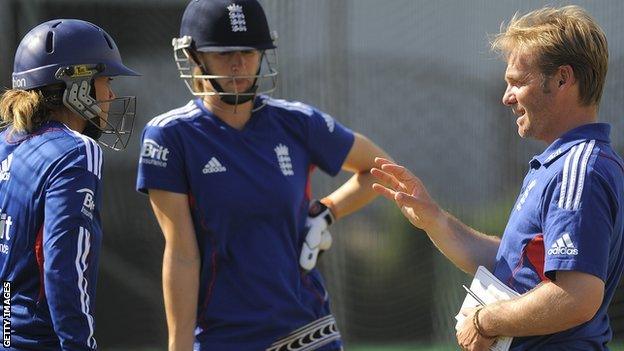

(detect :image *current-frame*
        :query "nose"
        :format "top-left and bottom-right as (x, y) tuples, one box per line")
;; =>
(502, 85), (516, 106)
(230, 52), (245, 72)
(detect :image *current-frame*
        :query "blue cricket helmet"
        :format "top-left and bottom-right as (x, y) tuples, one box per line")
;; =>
(12, 19), (139, 90)
(173, 0), (279, 108)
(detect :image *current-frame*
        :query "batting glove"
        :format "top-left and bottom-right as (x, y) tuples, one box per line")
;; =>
(299, 200), (335, 271)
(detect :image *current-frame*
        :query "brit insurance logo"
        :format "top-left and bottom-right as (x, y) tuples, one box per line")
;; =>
(275, 143), (294, 176)
(547, 233), (578, 256)
(227, 4), (247, 32)
(0, 210), (13, 255)
(77, 188), (95, 220)
(0, 154), (13, 182)
(140, 139), (170, 168)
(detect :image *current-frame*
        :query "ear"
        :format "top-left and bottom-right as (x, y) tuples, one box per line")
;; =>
(556, 65), (575, 89)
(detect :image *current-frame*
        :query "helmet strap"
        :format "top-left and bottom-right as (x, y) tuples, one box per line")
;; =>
(82, 79), (104, 139)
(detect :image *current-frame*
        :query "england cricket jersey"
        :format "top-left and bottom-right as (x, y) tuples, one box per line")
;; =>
(136, 97), (354, 351)
(493, 123), (624, 350)
(0, 121), (102, 350)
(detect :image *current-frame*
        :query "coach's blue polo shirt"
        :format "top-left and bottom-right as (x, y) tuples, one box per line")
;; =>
(493, 123), (624, 350)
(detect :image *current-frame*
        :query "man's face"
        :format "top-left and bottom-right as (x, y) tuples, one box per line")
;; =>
(199, 50), (262, 94)
(502, 51), (557, 141)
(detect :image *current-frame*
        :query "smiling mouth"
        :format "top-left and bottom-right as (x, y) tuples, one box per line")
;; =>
(512, 108), (526, 117)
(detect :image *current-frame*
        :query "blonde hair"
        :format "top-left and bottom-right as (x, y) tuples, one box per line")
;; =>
(491, 5), (608, 106)
(0, 89), (51, 133)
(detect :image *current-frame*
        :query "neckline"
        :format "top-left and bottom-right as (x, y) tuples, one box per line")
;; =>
(194, 98), (262, 134)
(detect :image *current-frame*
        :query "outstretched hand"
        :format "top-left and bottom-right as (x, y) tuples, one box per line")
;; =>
(370, 157), (443, 232)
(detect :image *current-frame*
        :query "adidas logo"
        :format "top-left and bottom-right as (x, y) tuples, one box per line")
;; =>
(0, 154), (13, 182)
(203, 157), (227, 174)
(547, 233), (578, 256)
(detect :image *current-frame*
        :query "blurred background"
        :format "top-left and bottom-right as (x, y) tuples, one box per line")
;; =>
(1, 0), (624, 350)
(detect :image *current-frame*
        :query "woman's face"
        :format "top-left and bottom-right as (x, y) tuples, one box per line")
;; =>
(93, 76), (116, 121)
(199, 50), (262, 93)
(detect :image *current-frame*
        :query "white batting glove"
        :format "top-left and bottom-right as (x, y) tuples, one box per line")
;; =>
(299, 200), (335, 271)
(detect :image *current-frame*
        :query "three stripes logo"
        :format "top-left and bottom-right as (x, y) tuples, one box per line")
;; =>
(558, 140), (595, 210)
(547, 233), (578, 256)
(0, 154), (12, 182)
(203, 157), (227, 174)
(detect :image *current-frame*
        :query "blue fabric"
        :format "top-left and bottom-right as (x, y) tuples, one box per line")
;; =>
(0, 121), (102, 350)
(493, 123), (624, 350)
(136, 97), (355, 350)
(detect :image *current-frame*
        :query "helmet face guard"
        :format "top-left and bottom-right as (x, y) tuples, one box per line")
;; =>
(12, 19), (140, 151)
(172, 35), (278, 111)
(175, 0), (279, 111)
(55, 64), (137, 151)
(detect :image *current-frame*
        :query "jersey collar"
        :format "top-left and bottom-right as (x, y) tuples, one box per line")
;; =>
(530, 123), (611, 169)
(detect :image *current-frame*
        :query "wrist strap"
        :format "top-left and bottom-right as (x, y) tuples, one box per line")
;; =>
(473, 306), (496, 340)
(319, 197), (336, 223)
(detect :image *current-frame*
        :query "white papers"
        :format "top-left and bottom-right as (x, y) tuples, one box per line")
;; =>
(455, 266), (520, 351)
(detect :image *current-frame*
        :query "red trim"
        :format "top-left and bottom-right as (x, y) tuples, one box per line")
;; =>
(525, 234), (549, 282)
(508, 233), (549, 287)
(34, 225), (45, 301)
(198, 238), (218, 329)
(188, 193), (218, 329)
(305, 165), (316, 201)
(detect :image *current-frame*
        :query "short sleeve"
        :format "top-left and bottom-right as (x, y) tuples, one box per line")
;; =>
(305, 109), (355, 176)
(542, 169), (615, 282)
(136, 124), (188, 194)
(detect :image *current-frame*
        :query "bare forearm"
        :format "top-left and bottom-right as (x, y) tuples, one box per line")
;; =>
(327, 133), (391, 220)
(163, 246), (200, 351)
(426, 211), (500, 274)
(480, 279), (600, 337)
(325, 171), (378, 220)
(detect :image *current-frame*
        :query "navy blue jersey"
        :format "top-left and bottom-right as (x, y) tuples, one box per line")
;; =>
(136, 97), (354, 350)
(0, 121), (102, 350)
(493, 123), (624, 350)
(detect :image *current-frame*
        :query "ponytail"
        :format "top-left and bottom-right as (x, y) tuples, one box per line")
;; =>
(0, 89), (49, 133)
